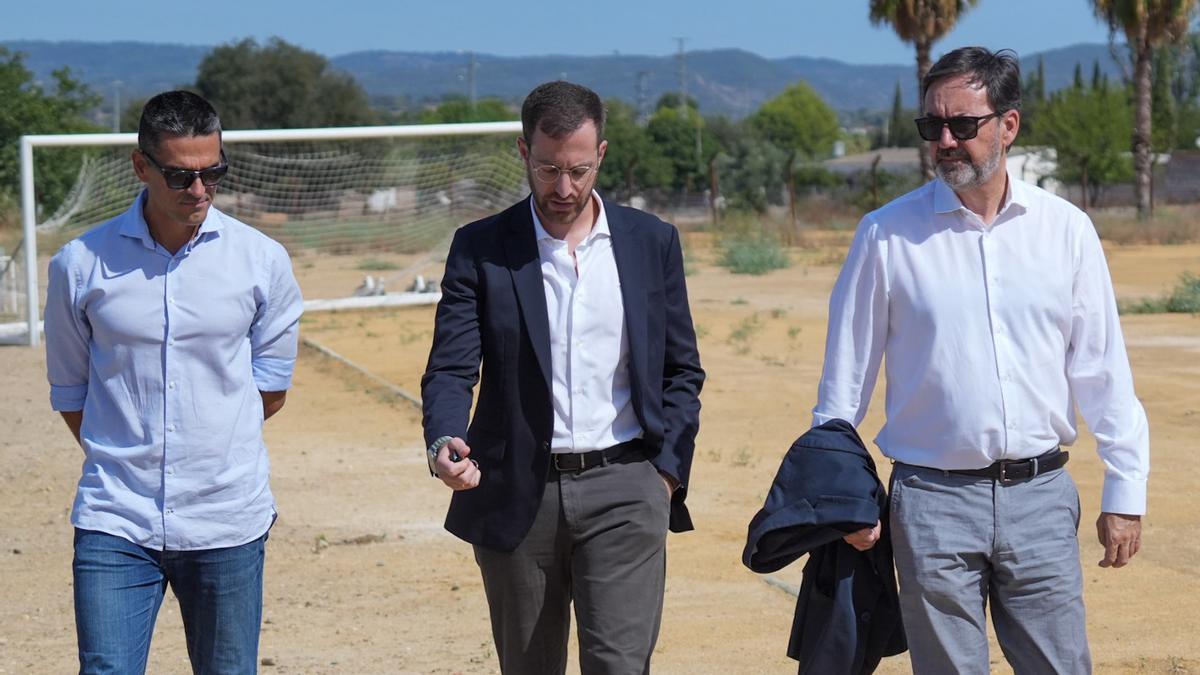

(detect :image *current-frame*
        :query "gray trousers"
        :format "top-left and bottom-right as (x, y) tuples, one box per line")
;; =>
(473, 456), (671, 675)
(889, 463), (1091, 674)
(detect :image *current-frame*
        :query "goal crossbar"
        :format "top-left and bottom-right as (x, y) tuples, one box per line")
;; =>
(16, 120), (524, 346)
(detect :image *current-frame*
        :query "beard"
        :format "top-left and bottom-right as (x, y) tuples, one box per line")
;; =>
(935, 132), (1002, 190)
(527, 168), (595, 229)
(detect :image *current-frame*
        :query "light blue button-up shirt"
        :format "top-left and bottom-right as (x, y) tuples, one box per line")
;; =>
(44, 190), (303, 551)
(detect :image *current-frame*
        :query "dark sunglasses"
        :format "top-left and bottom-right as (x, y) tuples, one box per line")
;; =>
(914, 112), (1003, 142)
(140, 149), (229, 190)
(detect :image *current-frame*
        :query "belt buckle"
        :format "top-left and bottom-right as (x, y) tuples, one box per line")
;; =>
(998, 457), (1038, 484)
(553, 453), (585, 473)
(998, 462), (1011, 484)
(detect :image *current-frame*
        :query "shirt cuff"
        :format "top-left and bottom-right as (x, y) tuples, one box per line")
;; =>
(812, 410), (839, 427)
(1100, 477), (1147, 516)
(252, 357), (295, 392)
(50, 384), (87, 411)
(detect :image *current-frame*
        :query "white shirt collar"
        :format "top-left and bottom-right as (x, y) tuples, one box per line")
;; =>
(530, 190), (609, 244)
(932, 174), (1028, 224)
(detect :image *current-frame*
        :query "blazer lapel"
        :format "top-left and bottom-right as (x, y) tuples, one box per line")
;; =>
(503, 199), (553, 388)
(607, 200), (648, 393)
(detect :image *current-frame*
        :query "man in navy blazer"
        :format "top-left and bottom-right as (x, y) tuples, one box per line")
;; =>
(421, 81), (704, 674)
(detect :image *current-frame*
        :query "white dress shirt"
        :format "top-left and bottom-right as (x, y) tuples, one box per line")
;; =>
(531, 193), (642, 453)
(814, 178), (1149, 514)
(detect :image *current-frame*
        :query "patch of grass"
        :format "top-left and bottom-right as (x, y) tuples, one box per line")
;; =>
(730, 297), (749, 306)
(717, 233), (790, 275)
(694, 324), (710, 339)
(1120, 272), (1200, 314)
(1093, 206), (1200, 245)
(356, 258), (400, 271)
(730, 447), (754, 467)
(728, 314), (762, 344)
(770, 308), (787, 319)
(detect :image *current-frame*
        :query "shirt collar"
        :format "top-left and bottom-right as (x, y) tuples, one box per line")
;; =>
(118, 189), (225, 251)
(530, 190), (609, 244)
(932, 173), (1027, 222)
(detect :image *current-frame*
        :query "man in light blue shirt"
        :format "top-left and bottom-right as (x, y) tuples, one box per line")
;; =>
(44, 90), (303, 674)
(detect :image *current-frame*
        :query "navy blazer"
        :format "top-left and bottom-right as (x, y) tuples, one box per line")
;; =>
(743, 419), (906, 674)
(421, 196), (705, 552)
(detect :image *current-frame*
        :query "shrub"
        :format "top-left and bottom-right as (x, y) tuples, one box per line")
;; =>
(1120, 272), (1200, 314)
(717, 234), (790, 275)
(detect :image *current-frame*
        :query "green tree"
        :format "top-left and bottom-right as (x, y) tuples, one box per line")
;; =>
(645, 104), (717, 193)
(869, 0), (981, 178)
(419, 96), (515, 124)
(1092, 0), (1198, 219)
(595, 100), (671, 198)
(1021, 58), (1049, 141)
(0, 48), (102, 218)
(195, 37), (376, 129)
(1040, 80), (1134, 210)
(654, 93), (699, 112)
(1151, 47), (1178, 151)
(748, 82), (839, 223)
(886, 81), (921, 146)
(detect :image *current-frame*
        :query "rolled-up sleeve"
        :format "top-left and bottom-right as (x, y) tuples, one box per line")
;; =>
(250, 244), (303, 391)
(45, 243), (91, 411)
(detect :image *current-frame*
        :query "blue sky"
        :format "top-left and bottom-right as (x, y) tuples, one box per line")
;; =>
(2, 0), (1117, 64)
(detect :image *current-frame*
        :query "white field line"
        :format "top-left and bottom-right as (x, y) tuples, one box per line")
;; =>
(301, 335), (422, 411)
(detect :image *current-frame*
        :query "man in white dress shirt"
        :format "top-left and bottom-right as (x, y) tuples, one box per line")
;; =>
(813, 47), (1148, 673)
(421, 81), (704, 674)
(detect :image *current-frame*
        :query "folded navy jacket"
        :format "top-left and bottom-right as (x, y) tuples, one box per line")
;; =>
(743, 418), (906, 674)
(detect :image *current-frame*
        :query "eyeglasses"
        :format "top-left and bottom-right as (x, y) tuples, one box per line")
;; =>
(140, 149), (229, 190)
(530, 161), (596, 185)
(914, 112), (1004, 142)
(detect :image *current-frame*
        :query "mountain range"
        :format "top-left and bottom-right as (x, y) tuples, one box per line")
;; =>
(2, 39), (1125, 118)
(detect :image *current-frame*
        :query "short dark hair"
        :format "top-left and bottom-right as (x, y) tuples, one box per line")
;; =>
(137, 90), (222, 156)
(520, 81), (605, 145)
(922, 47), (1021, 115)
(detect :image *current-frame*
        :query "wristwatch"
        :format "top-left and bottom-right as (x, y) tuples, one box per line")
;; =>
(426, 436), (453, 477)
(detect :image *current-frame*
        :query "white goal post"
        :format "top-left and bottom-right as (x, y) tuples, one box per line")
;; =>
(15, 120), (525, 346)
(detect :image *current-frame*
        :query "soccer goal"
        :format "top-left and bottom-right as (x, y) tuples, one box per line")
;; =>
(10, 121), (526, 346)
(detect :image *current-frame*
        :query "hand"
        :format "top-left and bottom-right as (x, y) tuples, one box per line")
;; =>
(435, 437), (480, 491)
(843, 520), (881, 551)
(1096, 512), (1142, 568)
(659, 471), (678, 500)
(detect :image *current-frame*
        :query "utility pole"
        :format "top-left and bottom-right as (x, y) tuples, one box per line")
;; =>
(467, 51), (477, 113)
(112, 81), (122, 133)
(674, 37), (687, 113)
(636, 71), (650, 125)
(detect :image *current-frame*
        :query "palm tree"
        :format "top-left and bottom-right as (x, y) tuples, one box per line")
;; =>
(869, 0), (981, 179)
(1092, 0), (1197, 220)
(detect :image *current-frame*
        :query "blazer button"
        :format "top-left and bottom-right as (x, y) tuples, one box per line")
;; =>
(541, 441), (550, 451)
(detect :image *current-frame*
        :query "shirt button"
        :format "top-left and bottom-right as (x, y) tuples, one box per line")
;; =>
(169, 338), (176, 345)
(168, 382), (176, 390)
(167, 424), (176, 432)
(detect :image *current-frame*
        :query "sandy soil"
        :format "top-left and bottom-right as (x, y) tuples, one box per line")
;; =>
(2, 239), (1197, 674)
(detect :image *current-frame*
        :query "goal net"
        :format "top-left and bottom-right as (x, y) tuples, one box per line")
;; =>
(9, 121), (527, 344)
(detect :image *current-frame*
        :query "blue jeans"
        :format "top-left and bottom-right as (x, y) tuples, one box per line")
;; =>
(73, 528), (267, 675)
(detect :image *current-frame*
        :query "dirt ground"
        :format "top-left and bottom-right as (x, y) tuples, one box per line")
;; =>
(1, 237), (1197, 674)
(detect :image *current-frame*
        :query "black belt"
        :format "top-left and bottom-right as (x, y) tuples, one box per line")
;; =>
(944, 448), (1068, 484)
(549, 439), (644, 475)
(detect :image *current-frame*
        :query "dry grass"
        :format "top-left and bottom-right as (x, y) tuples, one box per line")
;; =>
(1091, 205), (1200, 245)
